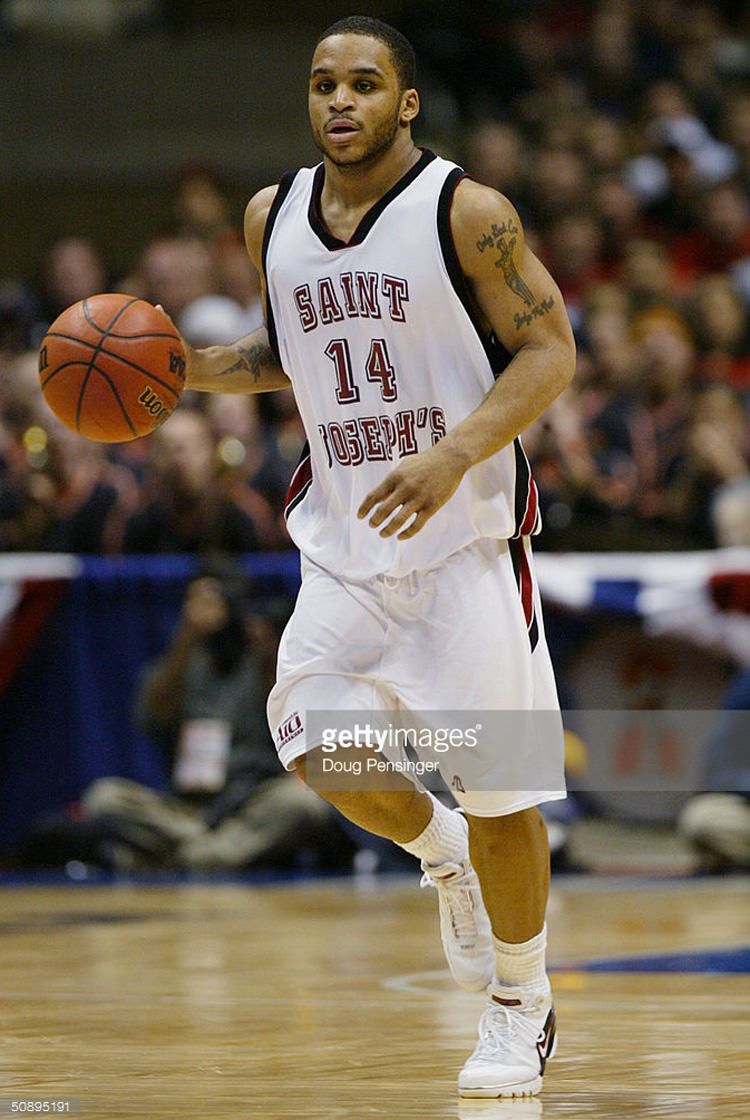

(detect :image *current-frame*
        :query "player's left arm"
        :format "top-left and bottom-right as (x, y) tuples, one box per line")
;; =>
(358, 178), (576, 539)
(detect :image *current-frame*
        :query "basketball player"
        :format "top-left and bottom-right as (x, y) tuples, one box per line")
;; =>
(180, 16), (575, 1098)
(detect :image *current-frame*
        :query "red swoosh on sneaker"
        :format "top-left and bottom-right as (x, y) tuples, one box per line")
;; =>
(536, 1006), (556, 1071)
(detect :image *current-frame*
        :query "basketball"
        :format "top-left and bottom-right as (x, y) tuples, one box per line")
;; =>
(38, 293), (186, 442)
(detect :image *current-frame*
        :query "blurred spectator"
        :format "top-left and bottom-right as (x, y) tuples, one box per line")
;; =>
(543, 210), (607, 331)
(136, 234), (215, 319)
(80, 560), (338, 871)
(620, 239), (675, 312)
(204, 392), (292, 538)
(690, 275), (750, 392)
(527, 146), (590, 227)
(121, 407), (267, 553)
(464, 119), (530, 221)
(173, 164), (234, 243)
(0, 404), (136, 554)
(584, 0), (639, 110)
(720, 92), (750, 193)
(40, 236), (107, 325)
(582, 115), (629, 176)
(671, 179), (750, 286)
(592, 175), (647, 272)
(213, 231), (264, 334)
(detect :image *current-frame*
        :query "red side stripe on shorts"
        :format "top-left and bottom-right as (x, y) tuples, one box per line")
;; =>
(512, 438), (540, 538)
(520, 476), (539, 537)
(509, 537), (539, 653)
(517, 539), (534, 629)
(284, 450), (312, 518)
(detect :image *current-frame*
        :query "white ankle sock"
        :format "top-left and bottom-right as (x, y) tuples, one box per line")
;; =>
(493, 924), (548, 992)
(400, 794), (468, 866)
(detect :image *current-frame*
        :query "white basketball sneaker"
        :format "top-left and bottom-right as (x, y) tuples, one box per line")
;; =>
(420, 817), (494, 992)
(458, 984), (557, 1098)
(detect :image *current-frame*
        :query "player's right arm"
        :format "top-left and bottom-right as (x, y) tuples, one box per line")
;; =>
(184, 186), (291, 394)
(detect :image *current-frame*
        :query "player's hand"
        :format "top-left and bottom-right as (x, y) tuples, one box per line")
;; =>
(154, 304), (198, 386)
(357, 442), (469, 540)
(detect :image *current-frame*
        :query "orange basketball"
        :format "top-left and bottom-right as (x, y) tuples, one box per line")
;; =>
(39, 293), (186, 442)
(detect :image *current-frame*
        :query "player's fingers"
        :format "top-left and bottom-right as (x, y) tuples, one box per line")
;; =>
(378, 501), (419, 538)
(396, 507), (432, 539)
(366, 487), (410, 528)
(357, 478), (395, 519)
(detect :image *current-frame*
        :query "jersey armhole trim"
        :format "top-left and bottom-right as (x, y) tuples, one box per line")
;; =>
(436, 168), (514, 381)
(261, 170), (299, 363)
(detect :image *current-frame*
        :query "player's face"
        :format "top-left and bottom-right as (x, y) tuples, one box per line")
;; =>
(309, 34), (413, 168)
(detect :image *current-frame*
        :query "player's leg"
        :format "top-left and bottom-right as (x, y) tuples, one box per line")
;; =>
(296, 747), (432, 841)
(268, 557), (494, 991)
(296, 748), (494, 991)
(386, 537), (564, 1097)
(467, 806), (550, 942)
(457, 545), (561, 1097)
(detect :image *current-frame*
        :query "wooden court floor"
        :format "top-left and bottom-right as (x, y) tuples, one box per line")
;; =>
(0, 875), (747, 1119)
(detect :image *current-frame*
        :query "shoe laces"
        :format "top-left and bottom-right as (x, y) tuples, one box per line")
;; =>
(420, 862), (480, 941)
(475, 1000), (541, 1059)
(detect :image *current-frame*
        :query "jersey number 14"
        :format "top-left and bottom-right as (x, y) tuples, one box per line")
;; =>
(325, 338), (398, 404)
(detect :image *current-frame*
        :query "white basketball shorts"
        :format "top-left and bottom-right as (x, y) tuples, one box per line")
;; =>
(267, 536), (566, 817)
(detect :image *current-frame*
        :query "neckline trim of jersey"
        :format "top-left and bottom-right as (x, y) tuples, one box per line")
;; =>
(307, 148), (437, 251)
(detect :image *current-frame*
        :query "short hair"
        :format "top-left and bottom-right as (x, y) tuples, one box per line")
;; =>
(315, 16), (416, 92)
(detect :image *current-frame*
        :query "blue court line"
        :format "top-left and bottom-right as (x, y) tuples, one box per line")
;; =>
(558, 945), (750, 974)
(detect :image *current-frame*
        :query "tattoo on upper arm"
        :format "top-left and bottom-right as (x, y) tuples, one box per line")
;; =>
(475, 220), (559, 330)
(494, 237), (536, 306)
(514, 295), (556, 331)
(475, 223), (536, 307)
(220, 342), (270, 382)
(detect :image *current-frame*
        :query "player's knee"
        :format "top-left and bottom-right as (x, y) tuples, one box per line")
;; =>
(467, 806), (545, 848)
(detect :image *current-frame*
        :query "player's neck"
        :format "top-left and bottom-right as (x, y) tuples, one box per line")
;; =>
(321, 136), (422, 217)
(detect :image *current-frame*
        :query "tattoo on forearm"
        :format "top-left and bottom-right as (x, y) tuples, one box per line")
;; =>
(220, 342), (270, 382)
(514, 295), (555, 330)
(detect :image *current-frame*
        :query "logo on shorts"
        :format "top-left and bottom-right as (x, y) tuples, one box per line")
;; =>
(276, 712), (303, 749)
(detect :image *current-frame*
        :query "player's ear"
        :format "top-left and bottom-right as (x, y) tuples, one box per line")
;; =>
(400, 88), (419, 126)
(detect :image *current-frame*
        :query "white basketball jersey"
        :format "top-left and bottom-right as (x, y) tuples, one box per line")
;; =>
(262, 150), (539, 580)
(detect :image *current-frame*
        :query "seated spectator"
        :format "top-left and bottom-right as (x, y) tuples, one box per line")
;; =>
(0, 359), (136, 553)
(690, 274), (750, 393)
(542, 209), (607, 332)
(464, 119), (531, 223)
(134, 234), (216, 320)
(39, 236), (108, 326)
(173, 164), (234, 244)
(81, 561), (338, 870)
(620, 239), (676, 314)
(671, 179), (750, 285)
(204, 392), (291, 543)
(122, 408), (266, 553)
(213, 230), (264, 335)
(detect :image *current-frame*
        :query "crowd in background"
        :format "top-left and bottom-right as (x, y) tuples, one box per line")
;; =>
(2, 0), (750, 556)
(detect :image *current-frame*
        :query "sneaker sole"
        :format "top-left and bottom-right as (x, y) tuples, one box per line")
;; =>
(458, 1076), (542, 1099)
(457, 1030), (557, 1098)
